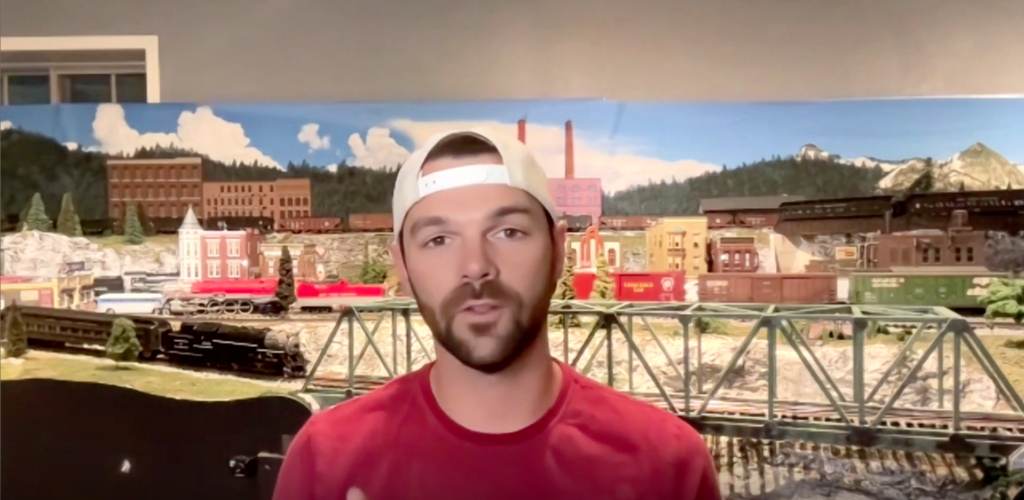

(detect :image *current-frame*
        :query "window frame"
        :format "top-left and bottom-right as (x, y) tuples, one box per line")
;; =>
(0, 36), (161, 105)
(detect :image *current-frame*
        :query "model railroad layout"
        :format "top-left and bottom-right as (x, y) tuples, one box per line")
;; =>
(0, 305), (307, 378)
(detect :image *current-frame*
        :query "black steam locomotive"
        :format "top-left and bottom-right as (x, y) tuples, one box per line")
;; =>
(0, 305), (305, 378)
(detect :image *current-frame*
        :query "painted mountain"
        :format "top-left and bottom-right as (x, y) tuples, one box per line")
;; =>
(797, 142), (1024, 193)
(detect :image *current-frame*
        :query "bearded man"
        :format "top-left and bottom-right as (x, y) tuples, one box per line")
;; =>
(273, 127), (721, 500)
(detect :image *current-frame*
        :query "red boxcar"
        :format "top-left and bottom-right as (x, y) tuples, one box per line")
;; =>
(571, 271), (686, 302)
(348, 213), (394, 232)
(190, 279), (278, 296)
(698, 273), (837, 304)
(296, 281), (386, 298)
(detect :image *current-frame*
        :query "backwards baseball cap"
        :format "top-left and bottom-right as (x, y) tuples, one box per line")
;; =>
(391, 127), (557, 238)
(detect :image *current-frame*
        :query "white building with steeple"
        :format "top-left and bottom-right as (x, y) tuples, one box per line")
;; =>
(178, 205), (203, 281)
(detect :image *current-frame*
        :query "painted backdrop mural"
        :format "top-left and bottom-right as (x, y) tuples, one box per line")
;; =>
(2, 98), (1023, 225)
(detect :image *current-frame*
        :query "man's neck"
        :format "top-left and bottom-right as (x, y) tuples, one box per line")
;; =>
(429, 336), (562, 434)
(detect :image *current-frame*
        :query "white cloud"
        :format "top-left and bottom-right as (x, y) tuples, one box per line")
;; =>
(347, 127), (410, 170)
(297, 123), (330, 151)
(387, 119), (721, 193)
(90, 104), (281, 168)
(0, 120), (12, 130)
(64, 142), (79, 150)
(326, 163), (339, 173)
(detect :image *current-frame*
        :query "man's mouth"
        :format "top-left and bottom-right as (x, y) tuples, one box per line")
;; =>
(460, 300), (502, 317)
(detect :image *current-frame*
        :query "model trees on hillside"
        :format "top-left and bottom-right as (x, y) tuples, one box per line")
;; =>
(357, 241), (389, 284)
(590, 253), (615, 301)
(106, 318), (142, 368)
(275, 246), (297, 312)
(980, 278), (1024, 327)
(123, 203), (146, 245)
(22, 192), (51, 232)
(56, 193), (83, 237)
(551, 252), (581, 328)
(1, 303), (29, 358)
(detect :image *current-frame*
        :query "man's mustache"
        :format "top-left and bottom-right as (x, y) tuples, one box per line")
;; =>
(440, 279), (520, 319)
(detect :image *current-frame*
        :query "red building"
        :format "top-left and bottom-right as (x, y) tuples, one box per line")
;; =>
(199, 229), (264, 280)
(517, 118), (603, 222)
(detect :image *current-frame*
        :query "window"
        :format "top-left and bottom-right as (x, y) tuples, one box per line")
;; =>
(967, 247), (974, 262)
(228, 261), (241, 278)
(207, 261), (221, 279)
(227, 239), (241, 257)
(207, 240), (220, 257)
(1, 36), (160, 105)
(607, 248), (618, 267)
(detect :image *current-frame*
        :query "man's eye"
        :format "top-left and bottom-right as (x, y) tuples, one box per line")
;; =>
(424, 236), (447, 247)
(499, 228), (524, 239)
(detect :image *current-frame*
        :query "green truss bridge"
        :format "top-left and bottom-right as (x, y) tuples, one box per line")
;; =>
(296, 300), (1024, 469)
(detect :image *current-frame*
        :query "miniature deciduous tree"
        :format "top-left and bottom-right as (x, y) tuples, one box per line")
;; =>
(2, 302), (30, 358)
(123, 203), (146, 245)
(23, 192), (52, 232)
(106, 317), (142, 368)
(275, 245), (297, 310)
(589, 252), (616, 301)
(550, 253), (581, 328)
(980, 278), (1024, 327)
(56, 192), (83, 237)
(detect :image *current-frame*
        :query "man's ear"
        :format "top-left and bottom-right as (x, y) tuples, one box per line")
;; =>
(552, 220), (568, 279)
(390, 241), (412, 297)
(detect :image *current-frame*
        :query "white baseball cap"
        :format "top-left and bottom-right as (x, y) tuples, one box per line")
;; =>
(391, 127), (557, 238)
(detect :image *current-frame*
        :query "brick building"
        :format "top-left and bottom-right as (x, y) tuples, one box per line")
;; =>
(203, 178), (312, 220)
(517, 118), (603, 222)
(107, 157), (204, 220)
(259, 242), (318, 280)
(568, 226), (620, 272)
(646, 216), (709, 275)
(199, 229), (264, 280)
(699, 195), (803, 229)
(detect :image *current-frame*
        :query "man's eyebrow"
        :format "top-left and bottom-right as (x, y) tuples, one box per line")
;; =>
(408, 216), (448, 238)
(488, 205), (534, 220)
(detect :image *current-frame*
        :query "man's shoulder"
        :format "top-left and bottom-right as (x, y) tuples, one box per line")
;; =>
(565, 368), (706, 451)
(300, 369), (423, 441)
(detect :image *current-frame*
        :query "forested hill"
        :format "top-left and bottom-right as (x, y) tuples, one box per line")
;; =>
(602, 157), (887, 215)
(2, 128), (884, 220)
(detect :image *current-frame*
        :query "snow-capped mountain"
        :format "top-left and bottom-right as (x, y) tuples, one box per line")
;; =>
(796, 144), (907, 172)
(796, 143), (1024, 193)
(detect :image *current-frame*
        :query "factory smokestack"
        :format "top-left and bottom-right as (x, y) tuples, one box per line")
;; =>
(564, 120), (575, 179)
(517, 119), (526, 144)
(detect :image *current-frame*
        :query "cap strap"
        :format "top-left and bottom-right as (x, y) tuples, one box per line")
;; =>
(417, 164), (511, 198)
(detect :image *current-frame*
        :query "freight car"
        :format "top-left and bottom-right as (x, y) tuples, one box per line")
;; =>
(572, 271), (686, 302)
(598, 216), (660, 231)
(698, 273), (839, 304)
(278, 217), (344, 233)
(347, 213), (394, 232)
(0, 304), (305, 377)
(204, 216), (275, 233)
(559, 215), (593, 232)
(847, 267), (1013, 311)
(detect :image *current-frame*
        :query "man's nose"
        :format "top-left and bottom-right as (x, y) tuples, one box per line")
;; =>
(459, 237), (498, 284)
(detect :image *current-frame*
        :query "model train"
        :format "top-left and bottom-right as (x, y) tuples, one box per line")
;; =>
(162, 278), (388, 316)
(697, 267), (1013, 311)
(0, 305), (306, 377)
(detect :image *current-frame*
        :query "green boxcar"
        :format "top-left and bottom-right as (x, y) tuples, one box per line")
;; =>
(849, 268), (1013, 309)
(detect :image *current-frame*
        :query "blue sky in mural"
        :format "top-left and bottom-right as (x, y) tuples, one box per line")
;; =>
(1, 97), (1021, 192)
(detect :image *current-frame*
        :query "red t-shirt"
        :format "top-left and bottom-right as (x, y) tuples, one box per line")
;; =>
(273, 361), (720, 500)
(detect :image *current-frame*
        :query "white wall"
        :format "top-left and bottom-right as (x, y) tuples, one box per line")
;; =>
(1, 0), (1022, 103)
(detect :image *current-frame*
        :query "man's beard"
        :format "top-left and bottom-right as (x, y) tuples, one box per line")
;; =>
(412, 263), (556, 375)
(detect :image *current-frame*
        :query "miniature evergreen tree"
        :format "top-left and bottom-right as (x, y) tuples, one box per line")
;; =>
(550, 253), (581, 328)
(275, 246), (297, 310)
(23, 192), (52, 232)
(56, 192), (83, 237)
(2, 303), (29, 358)
(123, 203), (146, 245)
(589, 252), (616, 301)
(106, 317), (142, 368)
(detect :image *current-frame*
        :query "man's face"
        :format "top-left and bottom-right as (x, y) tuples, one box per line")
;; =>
(394, 152), (565, 374)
